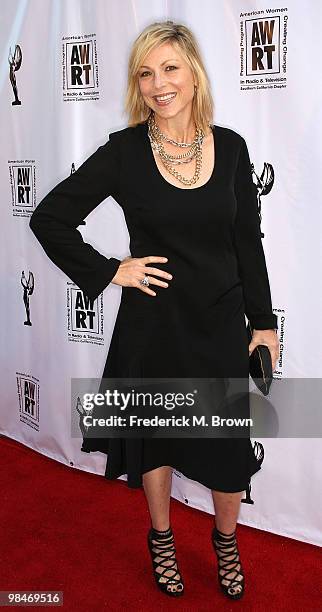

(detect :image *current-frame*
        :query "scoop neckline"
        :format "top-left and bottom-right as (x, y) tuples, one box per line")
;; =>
(143, 122), (217, 192)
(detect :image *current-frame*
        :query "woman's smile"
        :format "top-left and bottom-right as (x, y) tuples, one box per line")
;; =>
(153, 92), (177, 106)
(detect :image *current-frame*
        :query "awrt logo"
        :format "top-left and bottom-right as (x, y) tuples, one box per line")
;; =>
(246, 18), (280, 74)
(17, 373), (40, 431)
(62, 34), (100, 102)
(68, 42), (94, 87)
(240, 9), (288, 91)
(9, 161), (36, 217)
(67, 284), (104, 345)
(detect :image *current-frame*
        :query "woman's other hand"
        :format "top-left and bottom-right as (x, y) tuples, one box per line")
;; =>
(111, 255), (173, 297)
(248, 328), (279, 371)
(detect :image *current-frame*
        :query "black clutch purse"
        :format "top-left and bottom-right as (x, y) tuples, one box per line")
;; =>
(246, 322), (273, 396)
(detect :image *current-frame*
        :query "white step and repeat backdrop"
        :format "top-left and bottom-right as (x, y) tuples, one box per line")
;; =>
(1, 0), (322, 546)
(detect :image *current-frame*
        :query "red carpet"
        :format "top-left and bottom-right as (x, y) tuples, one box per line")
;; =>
(1, 434), (321, 611)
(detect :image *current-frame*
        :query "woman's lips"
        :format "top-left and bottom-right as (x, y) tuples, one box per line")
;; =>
(153, 93), (177, 106)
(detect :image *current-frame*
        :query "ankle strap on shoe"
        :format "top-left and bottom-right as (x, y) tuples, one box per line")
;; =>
(213, 527), (236, 542)
(150, 526), (172, 538)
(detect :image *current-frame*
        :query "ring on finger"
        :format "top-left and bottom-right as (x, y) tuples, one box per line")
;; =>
(140, 275), (150, 287)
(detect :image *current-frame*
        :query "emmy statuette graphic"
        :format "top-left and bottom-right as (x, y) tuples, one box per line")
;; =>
(241, 441), (265, 505)
(251, 161), (274, 238)
(8, 44), (22, 106)
(76, 396), (95, 450)
(21, 271), (34, 326)
(76, 396), (89, 437)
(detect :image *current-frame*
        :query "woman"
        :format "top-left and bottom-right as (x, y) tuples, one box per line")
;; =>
(29, 20), (279, 600)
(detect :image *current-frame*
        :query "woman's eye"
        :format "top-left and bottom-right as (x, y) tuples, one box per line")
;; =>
(140, 65), (178, 77)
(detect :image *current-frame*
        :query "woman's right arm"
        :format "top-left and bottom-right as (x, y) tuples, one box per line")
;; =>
(29, 132), (122, 301)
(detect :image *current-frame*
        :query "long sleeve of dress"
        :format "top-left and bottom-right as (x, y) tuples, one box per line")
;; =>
(233, 136), (278, 330)
(29, 133), (122, 301)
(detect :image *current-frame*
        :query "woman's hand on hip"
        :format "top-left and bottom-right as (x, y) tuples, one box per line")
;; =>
(112, 255), (173, 297)
(248, 328), (279, 371)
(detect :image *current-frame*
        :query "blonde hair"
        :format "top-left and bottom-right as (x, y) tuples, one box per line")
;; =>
(124, 20), (214, 133)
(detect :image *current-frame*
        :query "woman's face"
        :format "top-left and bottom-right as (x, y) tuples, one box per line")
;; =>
(138, 41), (195, 120)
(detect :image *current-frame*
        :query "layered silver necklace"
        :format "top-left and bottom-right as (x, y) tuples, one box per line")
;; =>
(147, 112), (206, 186)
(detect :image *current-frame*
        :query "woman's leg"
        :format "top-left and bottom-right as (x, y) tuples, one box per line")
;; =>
(143, 466), (184, 594)
(142, 465), (172, 530)
(211, 490), (243, 532)
(211, 490), (244, 597)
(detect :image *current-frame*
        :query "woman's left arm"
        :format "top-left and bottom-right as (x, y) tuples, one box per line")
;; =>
(233, 135), (279, 369)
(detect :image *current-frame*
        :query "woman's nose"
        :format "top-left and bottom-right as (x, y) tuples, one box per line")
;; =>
(153, 72), (167, 89)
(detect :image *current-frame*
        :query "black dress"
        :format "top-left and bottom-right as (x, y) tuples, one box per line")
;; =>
(29, 121), (278, 493)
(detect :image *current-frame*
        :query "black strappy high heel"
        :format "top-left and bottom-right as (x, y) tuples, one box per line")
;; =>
(147, 526), (184, 596)
(211, 526), (245, 599)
